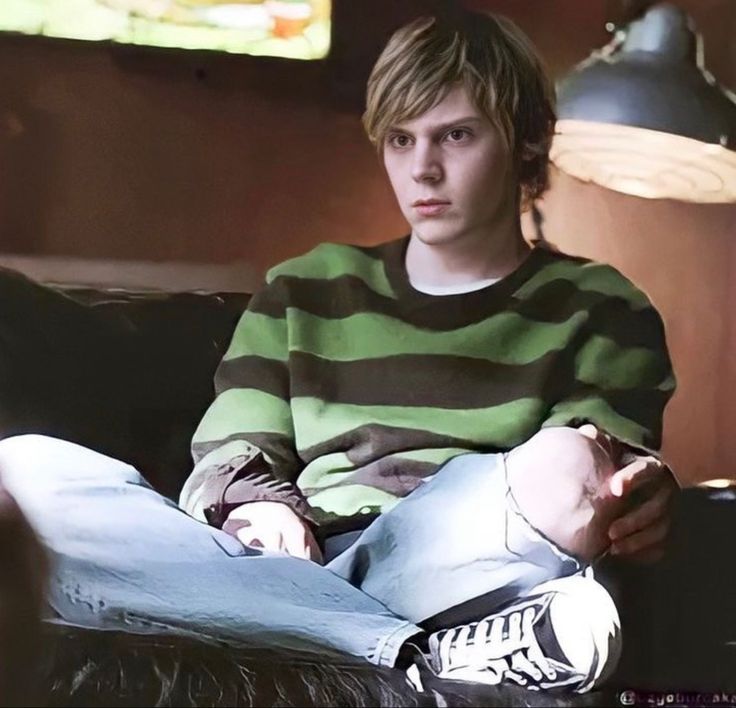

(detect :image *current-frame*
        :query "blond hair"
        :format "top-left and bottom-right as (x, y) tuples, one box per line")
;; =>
(363, 10), (556, 205)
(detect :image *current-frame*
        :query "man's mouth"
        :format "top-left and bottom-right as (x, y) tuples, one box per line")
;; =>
(412, 199), (451, 217)
(412, 198), (450, 206)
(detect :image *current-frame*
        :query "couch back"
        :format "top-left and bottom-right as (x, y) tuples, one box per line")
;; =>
(1, 266), (249, 500)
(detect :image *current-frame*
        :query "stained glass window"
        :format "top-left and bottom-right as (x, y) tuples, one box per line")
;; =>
(0, 0), (331, 60)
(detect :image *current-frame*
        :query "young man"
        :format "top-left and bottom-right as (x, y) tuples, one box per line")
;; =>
(179, 8), (677, 693)
(0, 8), (676, 699)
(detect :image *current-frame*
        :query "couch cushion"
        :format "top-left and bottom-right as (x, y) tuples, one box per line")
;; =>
(0, 266), (248, 499)
(0, 267), (132, 457)
(62, 287), (249, 499)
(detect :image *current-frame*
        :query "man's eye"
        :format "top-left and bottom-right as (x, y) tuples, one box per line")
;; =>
(446, 129), (471, 142)
(388, 134), (411, 148)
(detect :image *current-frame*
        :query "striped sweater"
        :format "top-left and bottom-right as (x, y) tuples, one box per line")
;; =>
(180, 236), (675, 535)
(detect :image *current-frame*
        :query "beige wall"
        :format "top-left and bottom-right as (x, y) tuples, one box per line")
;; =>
(0, 1), (734, 484)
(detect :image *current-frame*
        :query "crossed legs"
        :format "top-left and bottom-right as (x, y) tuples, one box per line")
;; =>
(326, 426), (625, 691)
(0, 427), (623, 698)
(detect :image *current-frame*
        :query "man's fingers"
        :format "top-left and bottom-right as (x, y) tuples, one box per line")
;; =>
(576, 424), (610, 454)
(609, 486), (671, 540)
(575, 424), (624, 465)
(610, 518), (669, 557)
(234, 527), (257, 547)
(306, 535), (324, 565)
(281, 524), (324, 563)
(302, 526), (324, 564)
(617, 544), (666, 565)
(236, 526), (284, 552)
(609, 457), (664, 497)
(576, 424), (599, 441)
(281, 523), (311, 560)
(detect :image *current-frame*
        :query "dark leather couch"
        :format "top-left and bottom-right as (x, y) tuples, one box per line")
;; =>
(2, 265), (734, 707)
(1, 266), (248, 501)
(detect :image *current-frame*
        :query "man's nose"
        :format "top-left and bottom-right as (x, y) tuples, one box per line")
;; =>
(411, 142), (442, 183)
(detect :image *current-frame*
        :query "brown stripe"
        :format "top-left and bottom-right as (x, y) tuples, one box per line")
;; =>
(560, 385), (671, 448)
(300, 423), (489, 467)
(302, 457), (438, 497)
(288, 350), (572, 409)
(260, 272), (658, 342)
(215, 357), (289, 400)
(192, 431), (300, 478)
(242, 279), (286, 319)
(586, 296), (671, 351)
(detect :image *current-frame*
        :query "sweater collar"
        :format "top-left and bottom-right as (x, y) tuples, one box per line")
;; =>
(380, 234), (551, 310)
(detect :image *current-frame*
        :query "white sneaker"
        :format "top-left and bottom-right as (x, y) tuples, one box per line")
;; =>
(425, 575), (621, 693)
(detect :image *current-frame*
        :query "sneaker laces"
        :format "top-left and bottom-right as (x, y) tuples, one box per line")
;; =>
(436, 604), (560, 687)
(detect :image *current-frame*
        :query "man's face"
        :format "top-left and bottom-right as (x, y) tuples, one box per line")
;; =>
(382, 84), (517, 248)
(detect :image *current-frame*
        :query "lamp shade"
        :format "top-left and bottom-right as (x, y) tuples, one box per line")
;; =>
(551, 3), (736, 203)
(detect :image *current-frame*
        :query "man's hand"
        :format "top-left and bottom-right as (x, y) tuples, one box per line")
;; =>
(223, 501), (323, 564)
(606, 453), (679, 563)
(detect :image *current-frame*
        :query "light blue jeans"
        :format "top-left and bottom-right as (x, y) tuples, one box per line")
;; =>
(0, 435), (591, 669)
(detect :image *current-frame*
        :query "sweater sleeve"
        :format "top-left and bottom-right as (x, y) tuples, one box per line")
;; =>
(179, 277), (314, 527)
(542, 284), (676, 456)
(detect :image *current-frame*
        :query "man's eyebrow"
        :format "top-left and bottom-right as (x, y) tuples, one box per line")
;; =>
(387, 116), (483, 135)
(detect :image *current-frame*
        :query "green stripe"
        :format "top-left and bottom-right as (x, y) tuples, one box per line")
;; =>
(268, 243), (395, 299)
(515, 260), (650, 310)
(297, 452), (356, 489)
(288, 310), (588, 365)
(223, 312), (288, 362)
(192, 388), (293, 444)
(306, 484), (402, 516)
(292, 397), (543, 451)
(575, 335), (669, 390)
